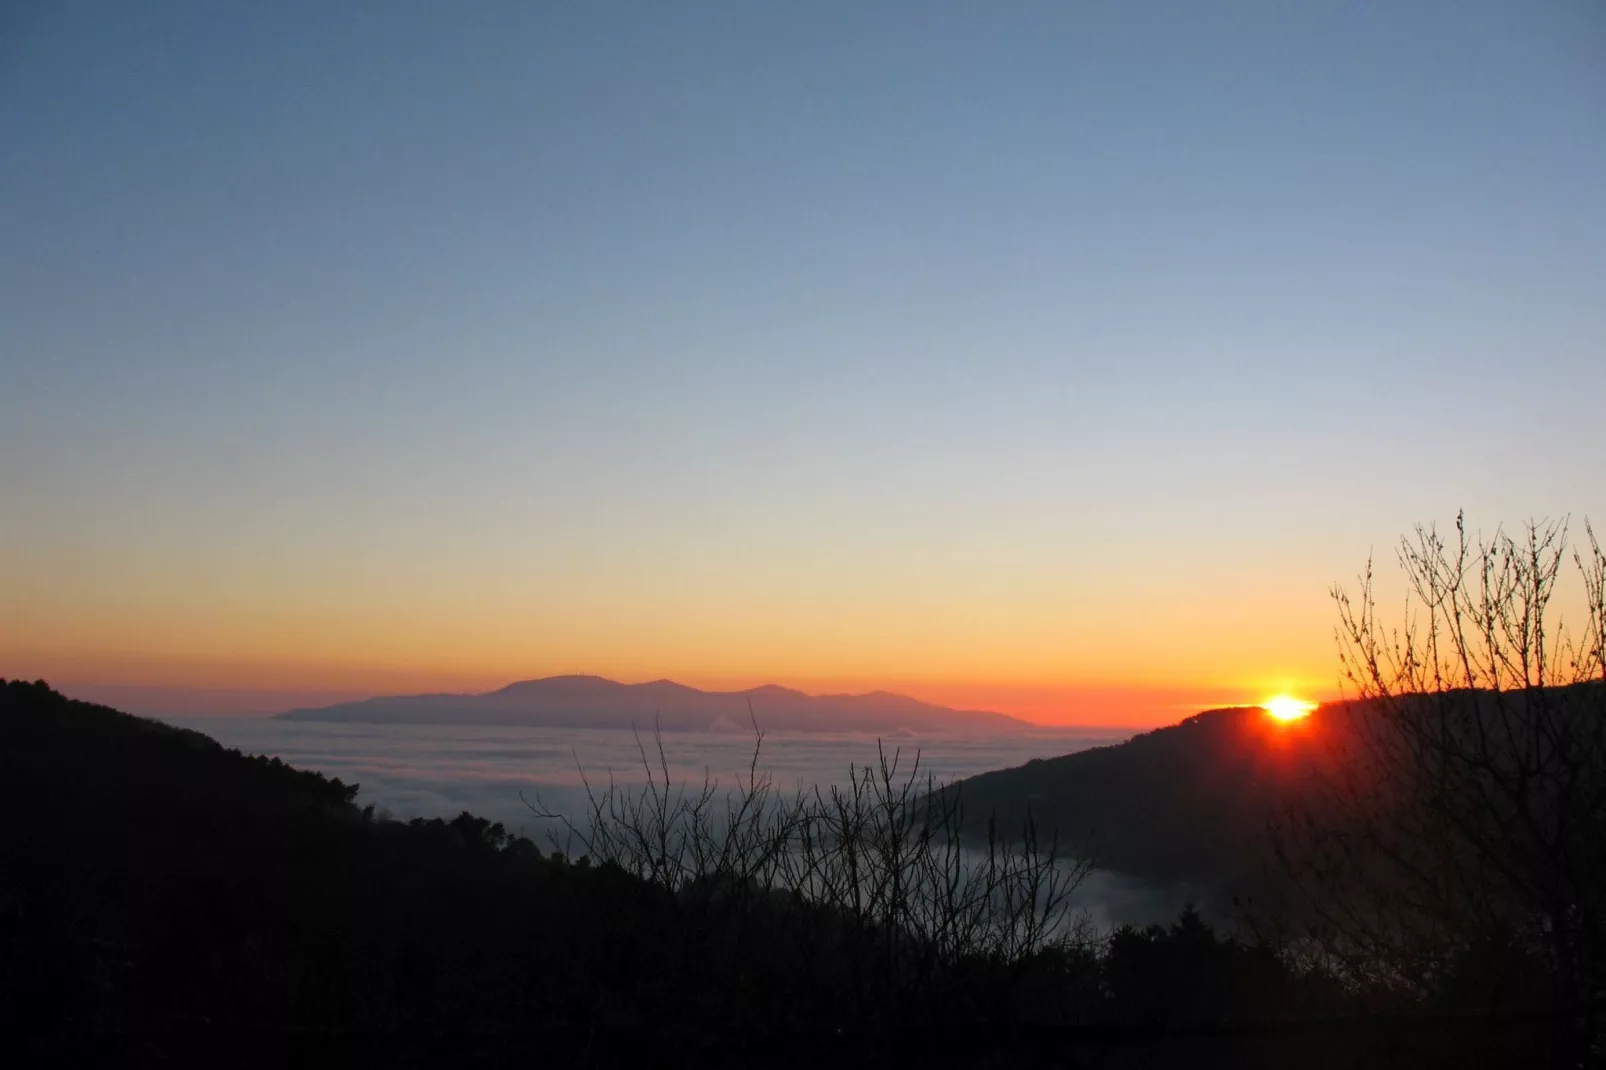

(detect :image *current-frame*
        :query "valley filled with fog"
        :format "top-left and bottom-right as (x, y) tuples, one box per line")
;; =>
(168, 718), (1198, 928)
(170, 719), (1124, 831)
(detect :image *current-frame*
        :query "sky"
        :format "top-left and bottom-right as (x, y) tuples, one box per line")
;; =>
(2, 2), (1603, 726)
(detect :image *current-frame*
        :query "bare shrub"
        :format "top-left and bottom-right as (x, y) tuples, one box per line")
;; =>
(1277, 514), (1606, 1058)
(525, 716), (1091, 1010)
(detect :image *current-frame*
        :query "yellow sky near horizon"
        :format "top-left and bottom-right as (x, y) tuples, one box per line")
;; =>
(14, 501), (1599, 726)
(3, 562), (1341, 726)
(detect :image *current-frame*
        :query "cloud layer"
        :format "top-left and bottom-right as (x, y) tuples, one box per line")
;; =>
(170, 718), (1196, 926)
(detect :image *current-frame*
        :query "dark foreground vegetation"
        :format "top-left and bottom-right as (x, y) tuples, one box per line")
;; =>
(962, 516), (1606, 1068)
(0, 677), (1582, 1068)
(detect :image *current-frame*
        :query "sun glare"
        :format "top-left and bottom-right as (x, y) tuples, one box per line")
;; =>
(1262, 694), (1316, 722)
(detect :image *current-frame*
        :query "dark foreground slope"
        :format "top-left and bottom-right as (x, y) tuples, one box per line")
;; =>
(0, 682), (1557, 1069)
(948, 706), (1327, 898)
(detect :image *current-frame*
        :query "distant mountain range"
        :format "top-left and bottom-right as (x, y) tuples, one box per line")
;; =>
(276, 675), (1033, 734)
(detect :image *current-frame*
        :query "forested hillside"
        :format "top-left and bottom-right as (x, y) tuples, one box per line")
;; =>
(0, 681), (1559, 1068)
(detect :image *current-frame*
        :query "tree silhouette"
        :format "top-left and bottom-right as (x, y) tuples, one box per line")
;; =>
(1278, 514), (1606, 1063)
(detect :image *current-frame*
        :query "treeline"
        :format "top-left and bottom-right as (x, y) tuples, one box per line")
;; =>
(0, 679), (1568, 1068)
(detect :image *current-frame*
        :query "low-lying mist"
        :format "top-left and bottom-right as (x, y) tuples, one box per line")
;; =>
(168, 717), (1196, 928)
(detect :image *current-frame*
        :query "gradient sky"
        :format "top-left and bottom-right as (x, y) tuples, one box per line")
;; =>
(3, 2), (1603, 725)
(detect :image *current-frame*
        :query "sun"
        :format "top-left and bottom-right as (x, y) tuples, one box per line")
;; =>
(1261, 694), (1316, 722)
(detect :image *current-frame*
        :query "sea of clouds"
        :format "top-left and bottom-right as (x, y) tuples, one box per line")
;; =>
(169, 718), (1204, 929)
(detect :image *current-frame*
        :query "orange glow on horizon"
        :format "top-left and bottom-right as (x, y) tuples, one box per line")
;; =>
(1261, 694), (1317, 723)
(3, 644), (1335, 728)
(2, 520), (1343, 729)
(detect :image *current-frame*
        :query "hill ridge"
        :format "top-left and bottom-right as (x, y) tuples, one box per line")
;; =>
(946, 703), (1326, 895)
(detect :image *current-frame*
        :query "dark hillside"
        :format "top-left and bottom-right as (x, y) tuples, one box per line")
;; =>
(0, 682), (594, 1052)
(947, 705), (1329, 897)
(0, 682), (1556, 1068)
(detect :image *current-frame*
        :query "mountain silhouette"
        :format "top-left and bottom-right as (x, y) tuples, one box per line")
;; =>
(277, 674), (1031, 734)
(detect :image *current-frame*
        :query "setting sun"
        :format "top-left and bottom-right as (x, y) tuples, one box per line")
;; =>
(1262, 694), (1316, 722)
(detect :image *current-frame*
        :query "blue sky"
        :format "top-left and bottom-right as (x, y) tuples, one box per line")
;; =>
(2, 2), (1603, 720)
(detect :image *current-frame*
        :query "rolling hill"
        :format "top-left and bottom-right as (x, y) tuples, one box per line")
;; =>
(946, 704), (1330, 895)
